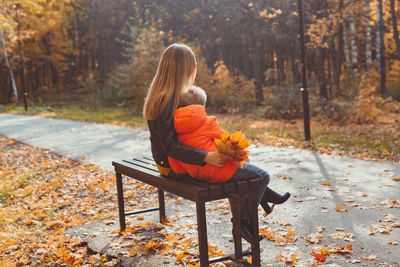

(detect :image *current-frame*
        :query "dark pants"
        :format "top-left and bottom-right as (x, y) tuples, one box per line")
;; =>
(169, 163), (270, 220)
(228, 163), (270, 220)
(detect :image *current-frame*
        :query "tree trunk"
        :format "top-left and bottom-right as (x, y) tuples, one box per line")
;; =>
(0, 70), (10, 103)
(16, 6), (27, 109)
(390, 0), (400, 59)
(241, 43), (251, 78)
(365, 0), (372, 70)
(276, 45), (285, 85)
(315, 48), (328, 100)
(335, 0), (344, 93)
(377, 0), (386, 94)
(348, 0), (358, 70)
(327, 47), (332, 94)
(252, 37), (264, 105)
(1, 27), (19, 104)
(343, 28), (352, 77)
(289, 46), (301, 83)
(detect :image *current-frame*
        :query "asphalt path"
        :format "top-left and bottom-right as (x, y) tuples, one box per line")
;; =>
(1, 113), (399, 266)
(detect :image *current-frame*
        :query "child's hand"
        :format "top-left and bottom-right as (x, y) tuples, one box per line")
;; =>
(204, 151), (227, 167)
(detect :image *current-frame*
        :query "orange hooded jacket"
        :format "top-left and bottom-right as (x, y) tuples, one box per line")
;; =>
(168, 105), (237, 183)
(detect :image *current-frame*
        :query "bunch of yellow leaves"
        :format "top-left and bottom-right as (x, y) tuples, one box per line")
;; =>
(214, 130), (251, 168)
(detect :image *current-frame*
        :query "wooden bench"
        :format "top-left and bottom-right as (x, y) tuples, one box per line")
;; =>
(112, 157), (262, 267)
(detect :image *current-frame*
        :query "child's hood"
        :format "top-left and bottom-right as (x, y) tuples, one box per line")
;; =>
(174, 105), (207, 134)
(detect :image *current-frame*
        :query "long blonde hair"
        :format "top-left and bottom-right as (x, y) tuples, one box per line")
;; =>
(143, 43), (197, 120)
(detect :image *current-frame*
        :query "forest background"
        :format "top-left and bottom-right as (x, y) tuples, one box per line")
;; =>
(0, 0), (399, 161)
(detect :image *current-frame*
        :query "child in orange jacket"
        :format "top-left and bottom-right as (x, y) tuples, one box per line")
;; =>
(168, 86), (237, 183)
(169, 86), (290, 243)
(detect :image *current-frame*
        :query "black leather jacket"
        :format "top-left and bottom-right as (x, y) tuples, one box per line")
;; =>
(147, 97), (207, 167)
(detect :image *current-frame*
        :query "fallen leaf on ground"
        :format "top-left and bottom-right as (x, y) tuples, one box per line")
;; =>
(328, 232), (354, 241)
(306, 233), (324, 244)
(335, 206), (348, 212)
(310, 250), (327, 263)
(327, 243), (353, 254)
(363, 254), (377, 260)
(275, 251), (299, 264)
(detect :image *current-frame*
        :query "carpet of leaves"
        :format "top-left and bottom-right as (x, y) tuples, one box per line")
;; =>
(0, 136), (119, 266)
(0, 137), (227, 267)
(1, 136), (399, 266)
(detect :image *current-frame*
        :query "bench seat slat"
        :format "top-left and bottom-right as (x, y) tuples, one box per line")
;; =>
(133, 157), (156, 166)
(123, 159), (159, 173)
(132, 158), (223, 196)
(143, 156), (154, 162)
(113, 160), (209, 201)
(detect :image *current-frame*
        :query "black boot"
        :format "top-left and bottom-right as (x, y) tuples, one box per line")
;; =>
(261, 187), (290, 214)
(239, 218), (263, 244)
(231, 217), (263, 244)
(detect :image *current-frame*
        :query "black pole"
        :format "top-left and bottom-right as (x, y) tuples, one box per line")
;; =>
(298, 0), (311, 140)
(23, 92), (28, 111)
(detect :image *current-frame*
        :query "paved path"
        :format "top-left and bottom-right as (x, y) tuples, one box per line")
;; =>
(1, 113), (399, 266)
(0, 113), (151, 170)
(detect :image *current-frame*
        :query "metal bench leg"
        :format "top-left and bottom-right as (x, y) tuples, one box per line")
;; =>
(158, 189), (166, 223)
(230, 195), (243, 261)
(196, 201), (209, 267)
(248, 193), (260, 267)
(116, 172), (126, 231)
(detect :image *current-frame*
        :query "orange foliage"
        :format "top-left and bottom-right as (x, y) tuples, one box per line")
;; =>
(214, 130), (251, 167)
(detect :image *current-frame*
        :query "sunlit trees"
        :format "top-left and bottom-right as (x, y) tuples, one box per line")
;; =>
(1, 0), (400, 118)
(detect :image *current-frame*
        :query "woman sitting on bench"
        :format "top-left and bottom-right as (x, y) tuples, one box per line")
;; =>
(143, 43), (290, 243)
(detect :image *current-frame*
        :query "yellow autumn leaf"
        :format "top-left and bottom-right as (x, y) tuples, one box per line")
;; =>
(334, 206), (347, 212)
(220, 130), (230, 141)
(146, 240), (159, 251)
(56, 247), (67, 257)
(98, 182), (108, 189)
(176, 251), (186, 260)
(274, 236), (283, 243)
(320, 246), (330, 255)
(214, 130), (251, 167)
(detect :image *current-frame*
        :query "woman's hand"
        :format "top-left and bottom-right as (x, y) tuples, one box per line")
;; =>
(204, 151), (227, 167)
